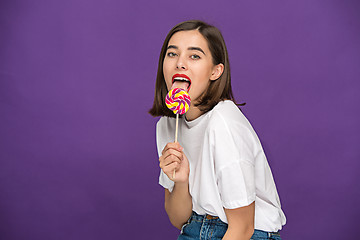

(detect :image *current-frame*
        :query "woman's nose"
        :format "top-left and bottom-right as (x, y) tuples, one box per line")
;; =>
(176, 57), (187, 70)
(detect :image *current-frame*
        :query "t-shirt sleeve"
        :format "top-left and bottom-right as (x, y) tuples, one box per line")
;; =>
(156, 118), (175, 192)
(159, 169), (174, 192)
(211, 113), (257, 209)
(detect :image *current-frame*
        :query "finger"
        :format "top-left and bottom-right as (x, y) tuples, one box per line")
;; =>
(162, 154), (182, 169)
(161, 148), (183, 162)
(159, 149), (182, 165)
(161, 142), (183, 155)
(163, 161), (179, 177)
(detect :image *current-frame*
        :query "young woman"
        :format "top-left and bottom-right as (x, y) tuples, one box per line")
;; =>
(149, 20), (286, 240)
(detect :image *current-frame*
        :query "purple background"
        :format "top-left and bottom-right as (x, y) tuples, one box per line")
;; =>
(1, 0), (359, 239)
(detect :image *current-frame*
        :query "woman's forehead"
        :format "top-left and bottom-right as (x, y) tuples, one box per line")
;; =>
(167, 30), (209, 51)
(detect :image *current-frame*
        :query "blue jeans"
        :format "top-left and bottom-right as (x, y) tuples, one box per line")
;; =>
(178, 211), (282, 240)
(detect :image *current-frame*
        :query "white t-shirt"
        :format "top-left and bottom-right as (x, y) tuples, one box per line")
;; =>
(157, 100), (286, 232)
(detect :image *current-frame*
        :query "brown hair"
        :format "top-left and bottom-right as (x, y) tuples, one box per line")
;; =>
(149, 20), (244, 117)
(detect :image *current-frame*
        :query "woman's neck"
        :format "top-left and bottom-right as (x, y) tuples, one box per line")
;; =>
(185, 106), (203, 121)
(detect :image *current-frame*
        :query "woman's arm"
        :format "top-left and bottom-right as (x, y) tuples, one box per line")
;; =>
(222, 202), (255, 240)
(164, 184), (192, 229)
(159, 142), (192, 229)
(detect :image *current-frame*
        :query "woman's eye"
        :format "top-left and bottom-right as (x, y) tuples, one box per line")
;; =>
(191, 54), (200, 60)
(167, 52), (177, 57)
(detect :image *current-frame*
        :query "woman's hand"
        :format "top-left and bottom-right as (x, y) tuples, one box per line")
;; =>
(159, 142), (189, 183)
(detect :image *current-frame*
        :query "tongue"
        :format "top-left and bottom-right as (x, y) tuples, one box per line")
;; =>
(171, 81), (189, 91)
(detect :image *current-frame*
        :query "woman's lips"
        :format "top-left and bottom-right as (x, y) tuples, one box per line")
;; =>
(171, 74), (191, 91)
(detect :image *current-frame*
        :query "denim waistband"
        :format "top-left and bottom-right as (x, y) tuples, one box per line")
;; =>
(189, 211), (227, 226)
(188, 211), (280, 237)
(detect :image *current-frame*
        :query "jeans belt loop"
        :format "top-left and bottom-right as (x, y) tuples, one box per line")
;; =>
(205, 214), (219, 220)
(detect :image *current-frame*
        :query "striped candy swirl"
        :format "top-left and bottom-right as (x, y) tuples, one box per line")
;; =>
(165, 88), (191, 115)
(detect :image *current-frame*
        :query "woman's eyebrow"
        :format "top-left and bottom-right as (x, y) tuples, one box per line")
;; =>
(167, 45), (178, 50)
(167, 45), (206, 55)
(188, 47), (206, 55)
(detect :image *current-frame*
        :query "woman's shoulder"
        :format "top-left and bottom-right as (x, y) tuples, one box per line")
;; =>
(156, 116), (171, 127)
(209, 100), (250, 128)
(156, 117), (172, 136)
(213, 100), (241, 113)
(207, 100), (260, 140)
(208, 101), (263, 160)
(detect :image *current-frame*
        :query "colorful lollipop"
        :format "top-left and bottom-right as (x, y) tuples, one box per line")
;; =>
(165, 88), (191, 115)
(165, 88), (191, 179)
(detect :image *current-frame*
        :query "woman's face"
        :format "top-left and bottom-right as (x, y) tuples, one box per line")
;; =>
(163, 30), (222, 105)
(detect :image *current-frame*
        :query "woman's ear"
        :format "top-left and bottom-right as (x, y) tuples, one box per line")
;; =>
(210, 63), (224, 81)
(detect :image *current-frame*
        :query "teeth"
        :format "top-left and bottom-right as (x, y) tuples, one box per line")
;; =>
(174, 77), (190, 82)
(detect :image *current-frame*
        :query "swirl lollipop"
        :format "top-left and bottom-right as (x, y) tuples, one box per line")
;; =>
(165, 88), (191, 115)
(165, 88), (191, 178)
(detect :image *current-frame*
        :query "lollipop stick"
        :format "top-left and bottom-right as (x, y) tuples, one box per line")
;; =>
(175, 113), (179, 143)
(173, 114), (179, 179)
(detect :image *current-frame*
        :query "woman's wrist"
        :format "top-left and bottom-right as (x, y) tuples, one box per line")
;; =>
(174, 181), (189, 191)
(172, 172), (189, 185)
